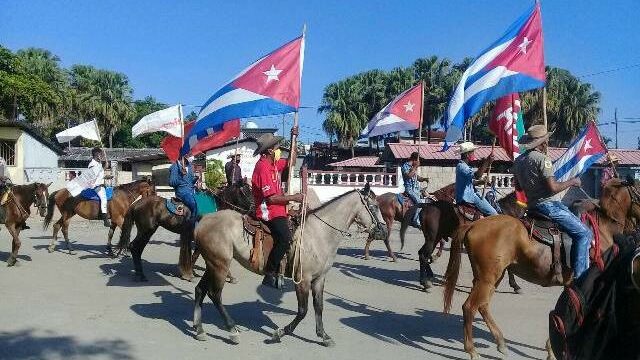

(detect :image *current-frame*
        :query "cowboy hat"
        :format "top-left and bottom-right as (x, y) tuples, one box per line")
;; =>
(457, 141), (478, 155)
(254, 133), (284, 156)
(227, 154), (241, 159)
(520, 125), (553, 150)
(605, 154), (621, 164)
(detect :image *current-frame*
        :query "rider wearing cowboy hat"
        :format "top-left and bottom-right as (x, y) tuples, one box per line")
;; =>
(455, 142), (498, 216)
(252, 128), (304, 289)
(513, 124), (591, 279)
(600, 154), (620, 188)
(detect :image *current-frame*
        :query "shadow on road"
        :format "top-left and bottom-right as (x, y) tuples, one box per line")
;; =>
(325, 292), (544, 360)
(0, 328), (132, 360)
(0, 251), (32, 263)
(129, 285), (297, 343)
(337, 247), (415, 262)
(98, 257), (174, 287)
(332, 261), (424, 291)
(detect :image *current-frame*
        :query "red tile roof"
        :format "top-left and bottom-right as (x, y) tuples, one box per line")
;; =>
(328, 156), (383, 168)
(387, 143), (640, 165)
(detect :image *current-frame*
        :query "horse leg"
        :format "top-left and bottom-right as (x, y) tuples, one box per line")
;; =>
(193, 271), (208, 341)
(205, 260), (239, 344)
(7, 225), (20, 266)
(434, 239), (445, 260)
(311, 276), (334, 347)
(363, 236), (373, 260)
(385, 219), (396, 262)
(476, 285), (507, 355)
(61, 218), (75, 255)
(273, 279), (310, 342)
(462, 282), (491, 359)
(418, 244), (428, 289)
(49, 217), (63, 253)
(507, 267), (523, 294)
(226, 270), (238, 284)
(129, 230), (154, 282)
(545, 338), (556, 360)
(106, 223), (117, 256)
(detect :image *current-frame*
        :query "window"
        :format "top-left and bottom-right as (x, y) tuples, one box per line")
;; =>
(0, 140), (16, 165)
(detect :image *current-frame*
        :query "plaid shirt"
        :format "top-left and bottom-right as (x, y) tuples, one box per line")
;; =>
(401, 162), (419, 192)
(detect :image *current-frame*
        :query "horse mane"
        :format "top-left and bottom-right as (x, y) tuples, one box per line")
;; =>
(432, 183), (455, 201)
(308, 189), (360, 214)
(117, 179), (148, 191)
(11, 183), (37, 198)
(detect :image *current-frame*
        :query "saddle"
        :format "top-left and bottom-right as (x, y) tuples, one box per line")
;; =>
(396, 193), (415, 216)
(521, 210), (572, 279)
(79, 187), (114, 201)
(242, 215), (294, 275)
(455, 202), (483, 222)
(166, 197), (186, 216)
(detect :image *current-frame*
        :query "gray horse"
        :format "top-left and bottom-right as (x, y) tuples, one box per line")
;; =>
(192, 185), (387, 345)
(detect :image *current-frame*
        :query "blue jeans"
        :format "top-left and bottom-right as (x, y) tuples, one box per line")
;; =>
(464, 193), (498, 216)
(406, 188), (424, 226)
(535, 201), (591, 279)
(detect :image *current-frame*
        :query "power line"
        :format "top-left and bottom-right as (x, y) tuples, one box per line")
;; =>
(577, 62), (640, 78)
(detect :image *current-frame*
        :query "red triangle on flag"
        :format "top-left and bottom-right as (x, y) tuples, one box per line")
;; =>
(388, 82), (423, 127)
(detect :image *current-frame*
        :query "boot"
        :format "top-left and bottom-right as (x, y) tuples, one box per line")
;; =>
(261, 272), (283, 289)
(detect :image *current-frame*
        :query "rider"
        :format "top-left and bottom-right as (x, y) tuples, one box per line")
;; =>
(455, 142), (498, 216)
(252, 129), (304, 289)
(401, 152), (429, 227)
(513, 125), (591, 279)
(600, 154), (619, 189)
(225, 154), (243, 186)
(89, 147), (112, 227)
(169, 155), (198, 224)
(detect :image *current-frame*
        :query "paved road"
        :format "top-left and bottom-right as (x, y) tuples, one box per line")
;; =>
(0, 217), (560, 360)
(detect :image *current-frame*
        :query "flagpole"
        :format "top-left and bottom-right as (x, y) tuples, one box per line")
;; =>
(542, 87), (548, 136)
(286, 24), (306, 195)
(481, 138), (496, 197)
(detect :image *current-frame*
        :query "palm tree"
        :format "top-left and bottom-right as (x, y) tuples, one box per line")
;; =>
(414, 56), (458, 140)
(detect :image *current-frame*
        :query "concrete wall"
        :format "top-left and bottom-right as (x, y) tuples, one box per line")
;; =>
(0, 127), (60, 185)
(419, 165), (456, 193)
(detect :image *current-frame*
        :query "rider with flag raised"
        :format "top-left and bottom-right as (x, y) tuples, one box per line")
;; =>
(455, 142), (498, 216)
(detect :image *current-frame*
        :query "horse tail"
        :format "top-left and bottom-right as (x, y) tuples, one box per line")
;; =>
(116, 201), (137, 255)
(178, 227), (193, 278)
(43, 190), (58, 230)
(443, 224), (471, 314)
(399, 207), (413, 250)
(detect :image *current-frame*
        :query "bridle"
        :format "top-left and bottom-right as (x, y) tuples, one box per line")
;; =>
(312, 191), (385, 238)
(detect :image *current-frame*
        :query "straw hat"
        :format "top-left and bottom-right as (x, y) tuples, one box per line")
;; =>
(253, 133), (284, 156)
(520, 125), (553, 150)
(605, 154), (621, 164)
(458, 142), (478, 155)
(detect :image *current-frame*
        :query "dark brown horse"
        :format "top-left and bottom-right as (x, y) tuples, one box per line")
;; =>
(3, 183), (50, 266)
(116, 184), (253, 282)
(43, 178), (155, 255)
(443, 179), (640, 360)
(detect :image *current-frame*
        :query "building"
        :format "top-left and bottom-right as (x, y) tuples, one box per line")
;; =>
(0, 121), (64, 186)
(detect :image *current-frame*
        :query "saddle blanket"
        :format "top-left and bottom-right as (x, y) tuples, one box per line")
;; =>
(195, 192), (217, 215)
(79, 187), (113, 201)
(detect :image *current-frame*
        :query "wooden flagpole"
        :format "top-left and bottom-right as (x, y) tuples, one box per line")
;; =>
(286, 24), (306, 195)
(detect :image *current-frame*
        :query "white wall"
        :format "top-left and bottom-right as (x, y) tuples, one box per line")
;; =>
(205, 142), (259, 182)
(22, 133), (58, 168)
(309, 184), (403, 203)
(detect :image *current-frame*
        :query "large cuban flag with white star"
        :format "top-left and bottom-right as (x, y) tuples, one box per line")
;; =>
(443, 3), (545, 149)
(361, 82), (423, 138)
(553, 122), (607, 182)
(181, 34), (305, 156)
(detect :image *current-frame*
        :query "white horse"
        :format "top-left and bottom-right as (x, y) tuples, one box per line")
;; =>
(192, 184), (387, 345)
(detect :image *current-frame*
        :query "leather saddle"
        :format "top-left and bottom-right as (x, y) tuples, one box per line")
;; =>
(166, 197), (186, 216)
(243, 215), (293, 275)
(397, 193), (415, 216)
(456, 202), (483, 222)
(521, 210), (572, 276)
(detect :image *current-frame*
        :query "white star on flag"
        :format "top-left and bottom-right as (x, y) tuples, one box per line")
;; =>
(263, 65), (283, 83)
(518, 37), (532, 54)
(403, 101), (415, 112)
(583, 139), (593, 151)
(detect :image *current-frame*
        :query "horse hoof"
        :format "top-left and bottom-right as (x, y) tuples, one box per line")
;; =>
(181, 275), (194, 282)
(47, 245), (55, 253)
(514, 288), (524, 295)
(497, 343), (508, 355)
(227, 277), (238, 284)
(68, 250), (76, 255)
(6, 257), (17, 267)
(322, 338), (335, 347)
(195, 332), (207, 341)
(391, 257), (398, 263)
(271, 328), (285, 342)
(229, 331), (240, 344)
(469, 351), (482, 360)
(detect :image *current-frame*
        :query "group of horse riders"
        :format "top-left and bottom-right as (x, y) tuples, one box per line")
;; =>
(402, 124), (617, 281)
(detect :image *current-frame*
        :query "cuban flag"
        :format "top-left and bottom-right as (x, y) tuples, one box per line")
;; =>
(553, 122), (607, 182)
(361, 82), (423, 138)
(443, 3), (545, 148)
(181, 34), (305, 156)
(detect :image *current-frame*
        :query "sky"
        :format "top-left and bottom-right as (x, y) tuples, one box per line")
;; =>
(1, 0), (639, 148)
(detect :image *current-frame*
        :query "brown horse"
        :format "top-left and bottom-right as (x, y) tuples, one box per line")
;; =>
(443, 179), (640, 360)
(3, 183), (50, 266)
(43, 178), (154, 255)
(116, 184), (253, 282)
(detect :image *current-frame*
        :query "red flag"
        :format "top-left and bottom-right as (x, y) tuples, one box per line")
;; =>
(161, 119), (241, 162)
(489, 93), (523, 160)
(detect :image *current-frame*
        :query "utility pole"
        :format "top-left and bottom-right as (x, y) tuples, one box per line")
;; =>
(615, 108), (618, 149)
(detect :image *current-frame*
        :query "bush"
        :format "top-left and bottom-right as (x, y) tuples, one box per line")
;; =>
(204, 159), (225, 189)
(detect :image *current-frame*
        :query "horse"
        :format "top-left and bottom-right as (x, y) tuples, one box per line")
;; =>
(442, 178), (640, 360)
(3, 183), (50, 266)
(363, 187), (431, 262)
(43, 178), (155, 255)
(116, 183), (254, 282)
(192, 186), (387, 345)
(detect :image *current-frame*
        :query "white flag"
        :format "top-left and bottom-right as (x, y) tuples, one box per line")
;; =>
(132, 104), (183, 138)
(56, 119), (101, 143)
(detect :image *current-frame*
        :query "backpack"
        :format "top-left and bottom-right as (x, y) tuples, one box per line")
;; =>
(549, 236), (639, 360)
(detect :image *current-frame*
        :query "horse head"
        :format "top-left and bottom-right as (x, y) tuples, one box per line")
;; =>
(140, 177), (156, 197)
(357, 183), (387, 241)
(34, 182), (50, 217)
(600, 177), (640, 230)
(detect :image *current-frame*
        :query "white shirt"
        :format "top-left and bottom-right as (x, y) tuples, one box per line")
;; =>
(87, 159), (105, 188)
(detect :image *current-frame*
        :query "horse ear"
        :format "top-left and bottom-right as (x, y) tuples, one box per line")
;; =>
(46, 182), (52, 187)
(362, 182), (371, 196)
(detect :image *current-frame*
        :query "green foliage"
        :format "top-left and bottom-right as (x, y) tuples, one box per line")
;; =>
(204, 159), (226, 189)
